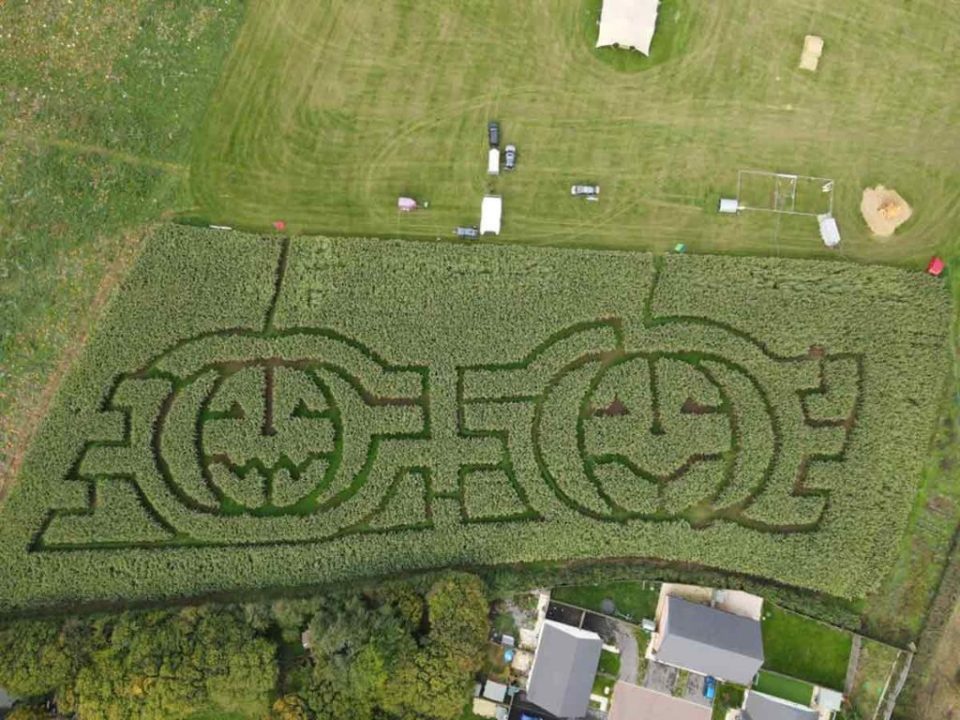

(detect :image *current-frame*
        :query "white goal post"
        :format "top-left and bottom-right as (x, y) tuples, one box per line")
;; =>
(736, 170), (835, 218)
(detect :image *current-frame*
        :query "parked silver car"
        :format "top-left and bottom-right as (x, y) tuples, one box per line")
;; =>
(505, 144), (517, 170)
(571, 184), (600, 197)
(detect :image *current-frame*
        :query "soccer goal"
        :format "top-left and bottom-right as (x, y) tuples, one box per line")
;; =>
(736, 170), (835, 218)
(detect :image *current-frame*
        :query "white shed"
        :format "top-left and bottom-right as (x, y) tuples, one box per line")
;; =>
(718, 198), (739, 214)
(818, 214), (841, 247)
(481, 195), (502, 235)
(488, 148), (500, 176)
(813, 687), (844, 713)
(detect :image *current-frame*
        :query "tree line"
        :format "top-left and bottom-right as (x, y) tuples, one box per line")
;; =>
(0, 573), (490, 720)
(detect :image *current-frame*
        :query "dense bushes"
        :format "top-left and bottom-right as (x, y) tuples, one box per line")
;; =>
(0, 573), (489, 720)
(0, 227), (950, 611)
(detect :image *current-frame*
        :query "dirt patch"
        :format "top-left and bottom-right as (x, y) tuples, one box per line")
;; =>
(0, 228), (146, 504)
(861, 186), (913, 237)
(681, 398), (715, 415)
(595, 395), (630, 417)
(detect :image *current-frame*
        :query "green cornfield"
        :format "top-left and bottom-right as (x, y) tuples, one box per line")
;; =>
(0, 225), (949, 612)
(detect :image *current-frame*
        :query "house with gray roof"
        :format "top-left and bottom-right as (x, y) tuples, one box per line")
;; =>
(742, 691), (819, 720)
(651, 596), (764, 685)
(526, 620), (603, 719)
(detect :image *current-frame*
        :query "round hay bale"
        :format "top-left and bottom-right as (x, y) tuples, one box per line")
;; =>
(861, 186), (913, 237)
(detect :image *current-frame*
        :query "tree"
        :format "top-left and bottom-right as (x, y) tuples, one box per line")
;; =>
(271, 694), (311, 720)
(0, 620), (73, 698)
(380, 574), (490, 720)
(71, 607), (277, 720)
(374, 584), (425, 632)
(303, 596), (416, 720)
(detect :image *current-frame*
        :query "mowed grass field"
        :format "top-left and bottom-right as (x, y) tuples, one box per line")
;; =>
(190, 0), (960, 265)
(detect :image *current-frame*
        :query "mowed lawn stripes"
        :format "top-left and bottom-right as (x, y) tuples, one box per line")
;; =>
(190, 0), (960, 264)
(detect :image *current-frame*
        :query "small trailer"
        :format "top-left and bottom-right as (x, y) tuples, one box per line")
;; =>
(488, 148), (500, 176)
(718, 198), (739, 214)
(455, 226), (480, 239)
(481, 195), (502, 236)
(817, 213), (841, 248)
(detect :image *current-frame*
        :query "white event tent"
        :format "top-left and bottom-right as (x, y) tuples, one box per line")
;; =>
(596, 0), (661, 56)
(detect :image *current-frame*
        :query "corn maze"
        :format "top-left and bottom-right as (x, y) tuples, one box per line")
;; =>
(0, 227), (950, 611)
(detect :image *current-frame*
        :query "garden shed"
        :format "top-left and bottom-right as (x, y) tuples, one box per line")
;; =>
(596, 0), (661, 55)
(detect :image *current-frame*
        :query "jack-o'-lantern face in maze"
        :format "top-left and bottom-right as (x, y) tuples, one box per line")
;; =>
(199, 362), (342, 510)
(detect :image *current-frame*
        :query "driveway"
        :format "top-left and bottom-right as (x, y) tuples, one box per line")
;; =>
(645, 660), (677, 695)
(611, 621), (640, 684)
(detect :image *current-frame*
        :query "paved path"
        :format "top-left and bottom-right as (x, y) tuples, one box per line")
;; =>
(612, 621), (640, 683)
(844, 634), (863, 695)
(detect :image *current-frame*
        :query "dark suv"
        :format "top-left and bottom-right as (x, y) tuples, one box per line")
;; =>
(488, 121), (500, 148)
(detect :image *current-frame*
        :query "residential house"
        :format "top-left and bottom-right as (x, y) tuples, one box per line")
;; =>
(608, 681), (711, 720)
(742, 691), (820, 720)
(650, 596), (764, 685)
(526, 620), (603, 719)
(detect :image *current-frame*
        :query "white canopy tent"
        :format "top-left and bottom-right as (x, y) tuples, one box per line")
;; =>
(596, 0), (661, 56)
(481, 196), (502, 236)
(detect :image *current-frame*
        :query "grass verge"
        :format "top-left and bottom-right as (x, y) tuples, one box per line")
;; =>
(552, 581), (660, 621)
(753, 670), (814, 706)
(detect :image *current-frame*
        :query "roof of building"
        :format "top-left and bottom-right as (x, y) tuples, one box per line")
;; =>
(743, 692), (819, 720)
(608, 682), (712, 720)
(483, 679), (508, 703)
(813, 687), (844, 712)
(596, 0), (661, 55)
(656, 596), (764, 685)
(527, 620), (603, 719)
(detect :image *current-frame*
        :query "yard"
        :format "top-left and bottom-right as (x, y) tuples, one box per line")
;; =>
(753, 670), (814, 706)
(598, 649), (622, 677)
(552, 581), (660, 622)
(761, 605), (853, 690)
(711, 683), (746, 720)
(847, 639), (901, 718)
